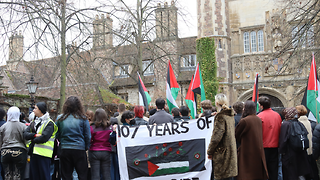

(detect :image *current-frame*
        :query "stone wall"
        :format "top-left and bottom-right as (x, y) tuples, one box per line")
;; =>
(0, 94), (59, 121)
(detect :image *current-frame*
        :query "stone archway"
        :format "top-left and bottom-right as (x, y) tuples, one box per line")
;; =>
(238, 87), (287, 112)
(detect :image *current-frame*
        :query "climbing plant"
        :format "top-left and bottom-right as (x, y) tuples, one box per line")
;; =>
(196, 37), (219, 103)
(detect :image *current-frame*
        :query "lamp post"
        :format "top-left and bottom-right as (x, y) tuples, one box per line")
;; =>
(26, 75), (38, 110)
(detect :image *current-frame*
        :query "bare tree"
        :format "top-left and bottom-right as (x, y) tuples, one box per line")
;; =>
(272, 0), (320, 72)
(0, 0), (191, 109)
(0, 0), (108, 110)
(94, 0), (183, 82)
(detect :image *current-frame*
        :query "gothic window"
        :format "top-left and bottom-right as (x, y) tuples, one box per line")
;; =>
(142, 60), (154, 75)
(251, 32), (257, 52)
(119, 65), (129, 76)
(181, 54), (196, 68)
(244, 30), (264, 53)
(243, 32), (250, 53)
(258, 30), (264, 51)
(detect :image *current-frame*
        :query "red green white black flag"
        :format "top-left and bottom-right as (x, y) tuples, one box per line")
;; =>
(302, 53), (320, 122)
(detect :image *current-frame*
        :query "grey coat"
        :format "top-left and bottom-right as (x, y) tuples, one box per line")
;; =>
(149, 110), (174, 125)
(0, 121), (27, 150)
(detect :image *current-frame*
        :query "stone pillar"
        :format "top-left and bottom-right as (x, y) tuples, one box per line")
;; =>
(286, 85), (295, 107)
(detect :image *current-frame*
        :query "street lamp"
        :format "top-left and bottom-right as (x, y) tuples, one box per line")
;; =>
(26, 75), (38, 109)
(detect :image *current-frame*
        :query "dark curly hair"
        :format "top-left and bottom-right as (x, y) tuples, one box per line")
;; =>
(92, 108), (110, 129)
(121, 111), (135, 124)
(58, 96), (86, 121)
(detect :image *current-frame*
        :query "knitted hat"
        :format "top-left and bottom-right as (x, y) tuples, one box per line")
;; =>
(36, 102), (47, 114)
(283, 107), (298, 120)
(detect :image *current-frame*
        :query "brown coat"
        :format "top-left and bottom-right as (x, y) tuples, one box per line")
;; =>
(207, 108), (238, 179)
(235, 115), (268, 180)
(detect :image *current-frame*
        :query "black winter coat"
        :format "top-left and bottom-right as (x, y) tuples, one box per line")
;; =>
(312, 123), (320, 159)
(279, 120), (311, 180)
(310, 120), (317, 132)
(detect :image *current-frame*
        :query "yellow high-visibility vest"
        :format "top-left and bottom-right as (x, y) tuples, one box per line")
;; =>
(33, 118), (58, 158)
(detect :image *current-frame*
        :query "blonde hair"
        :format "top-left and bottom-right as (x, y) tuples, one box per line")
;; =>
(215, 93), (228, 109)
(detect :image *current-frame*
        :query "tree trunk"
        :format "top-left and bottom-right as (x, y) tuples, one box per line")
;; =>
(60, 0), (67, 111)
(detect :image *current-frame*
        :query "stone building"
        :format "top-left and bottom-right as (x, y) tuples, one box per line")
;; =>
(1, 0), (319, 111)
(0, 1), (197, 108)
(198, 0), (320, 110)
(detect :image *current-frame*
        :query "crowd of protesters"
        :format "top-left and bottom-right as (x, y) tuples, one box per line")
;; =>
(0, 94), (320, 180)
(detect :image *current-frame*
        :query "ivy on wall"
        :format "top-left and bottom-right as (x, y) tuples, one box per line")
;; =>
(196, 37), (219, 103)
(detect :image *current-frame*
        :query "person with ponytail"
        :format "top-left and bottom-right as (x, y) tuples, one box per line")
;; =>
(207, 94), (237, 180)
(235, 101), (268, 180)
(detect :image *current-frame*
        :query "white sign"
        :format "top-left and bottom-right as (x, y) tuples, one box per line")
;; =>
(117, 118), (214, 180)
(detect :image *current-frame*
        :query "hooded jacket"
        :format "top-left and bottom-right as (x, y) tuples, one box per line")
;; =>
(0, 107), (27, 149)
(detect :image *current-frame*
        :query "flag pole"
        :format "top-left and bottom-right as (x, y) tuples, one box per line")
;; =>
(313, 52), (318, 122)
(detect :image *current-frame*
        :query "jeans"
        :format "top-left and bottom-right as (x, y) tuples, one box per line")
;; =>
(110, 152), (120, 180)
(278, 154), (283, 180)
(1, 148), (27, 180)
(89, 151), (111, 180)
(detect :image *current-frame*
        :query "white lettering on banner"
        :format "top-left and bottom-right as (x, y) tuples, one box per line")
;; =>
(117, 118), (214, 180)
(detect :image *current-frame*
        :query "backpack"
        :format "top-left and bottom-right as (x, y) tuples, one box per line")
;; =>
(288, 119), (309, 151)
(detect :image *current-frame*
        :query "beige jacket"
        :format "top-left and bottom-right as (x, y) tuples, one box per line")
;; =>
(298, 115), (313, 155)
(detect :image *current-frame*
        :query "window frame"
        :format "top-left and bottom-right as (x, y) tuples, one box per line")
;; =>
(119, 65), (129, 77)
(257, 30), (264, 52)
(250, 31), (257, 52)
(180, 54), (197, 71)
(243, 30), (264, 53)
(243, 32), (250, 53)
(142, 60), (154, 75)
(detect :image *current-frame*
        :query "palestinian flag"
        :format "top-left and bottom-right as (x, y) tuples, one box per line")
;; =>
(126, 139), (206, 179)
(191, 63), (206, 113)
(166, 61), (179, 112)
(186, 76), (196, 119)
(252, 73), (259, 112)
(302, 53), (320, 122)
(138, 72), (151, 111)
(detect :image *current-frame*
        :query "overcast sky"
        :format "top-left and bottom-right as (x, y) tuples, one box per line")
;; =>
(177, 0), (197, 38)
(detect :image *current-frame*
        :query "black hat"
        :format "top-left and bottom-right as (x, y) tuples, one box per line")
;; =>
(149, 108), (157, 116)
(36, 102), (47, 114)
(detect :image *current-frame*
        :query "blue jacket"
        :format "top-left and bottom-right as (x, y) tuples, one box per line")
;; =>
(0, 119), (6, 127)
(56, 114), (91, 150)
